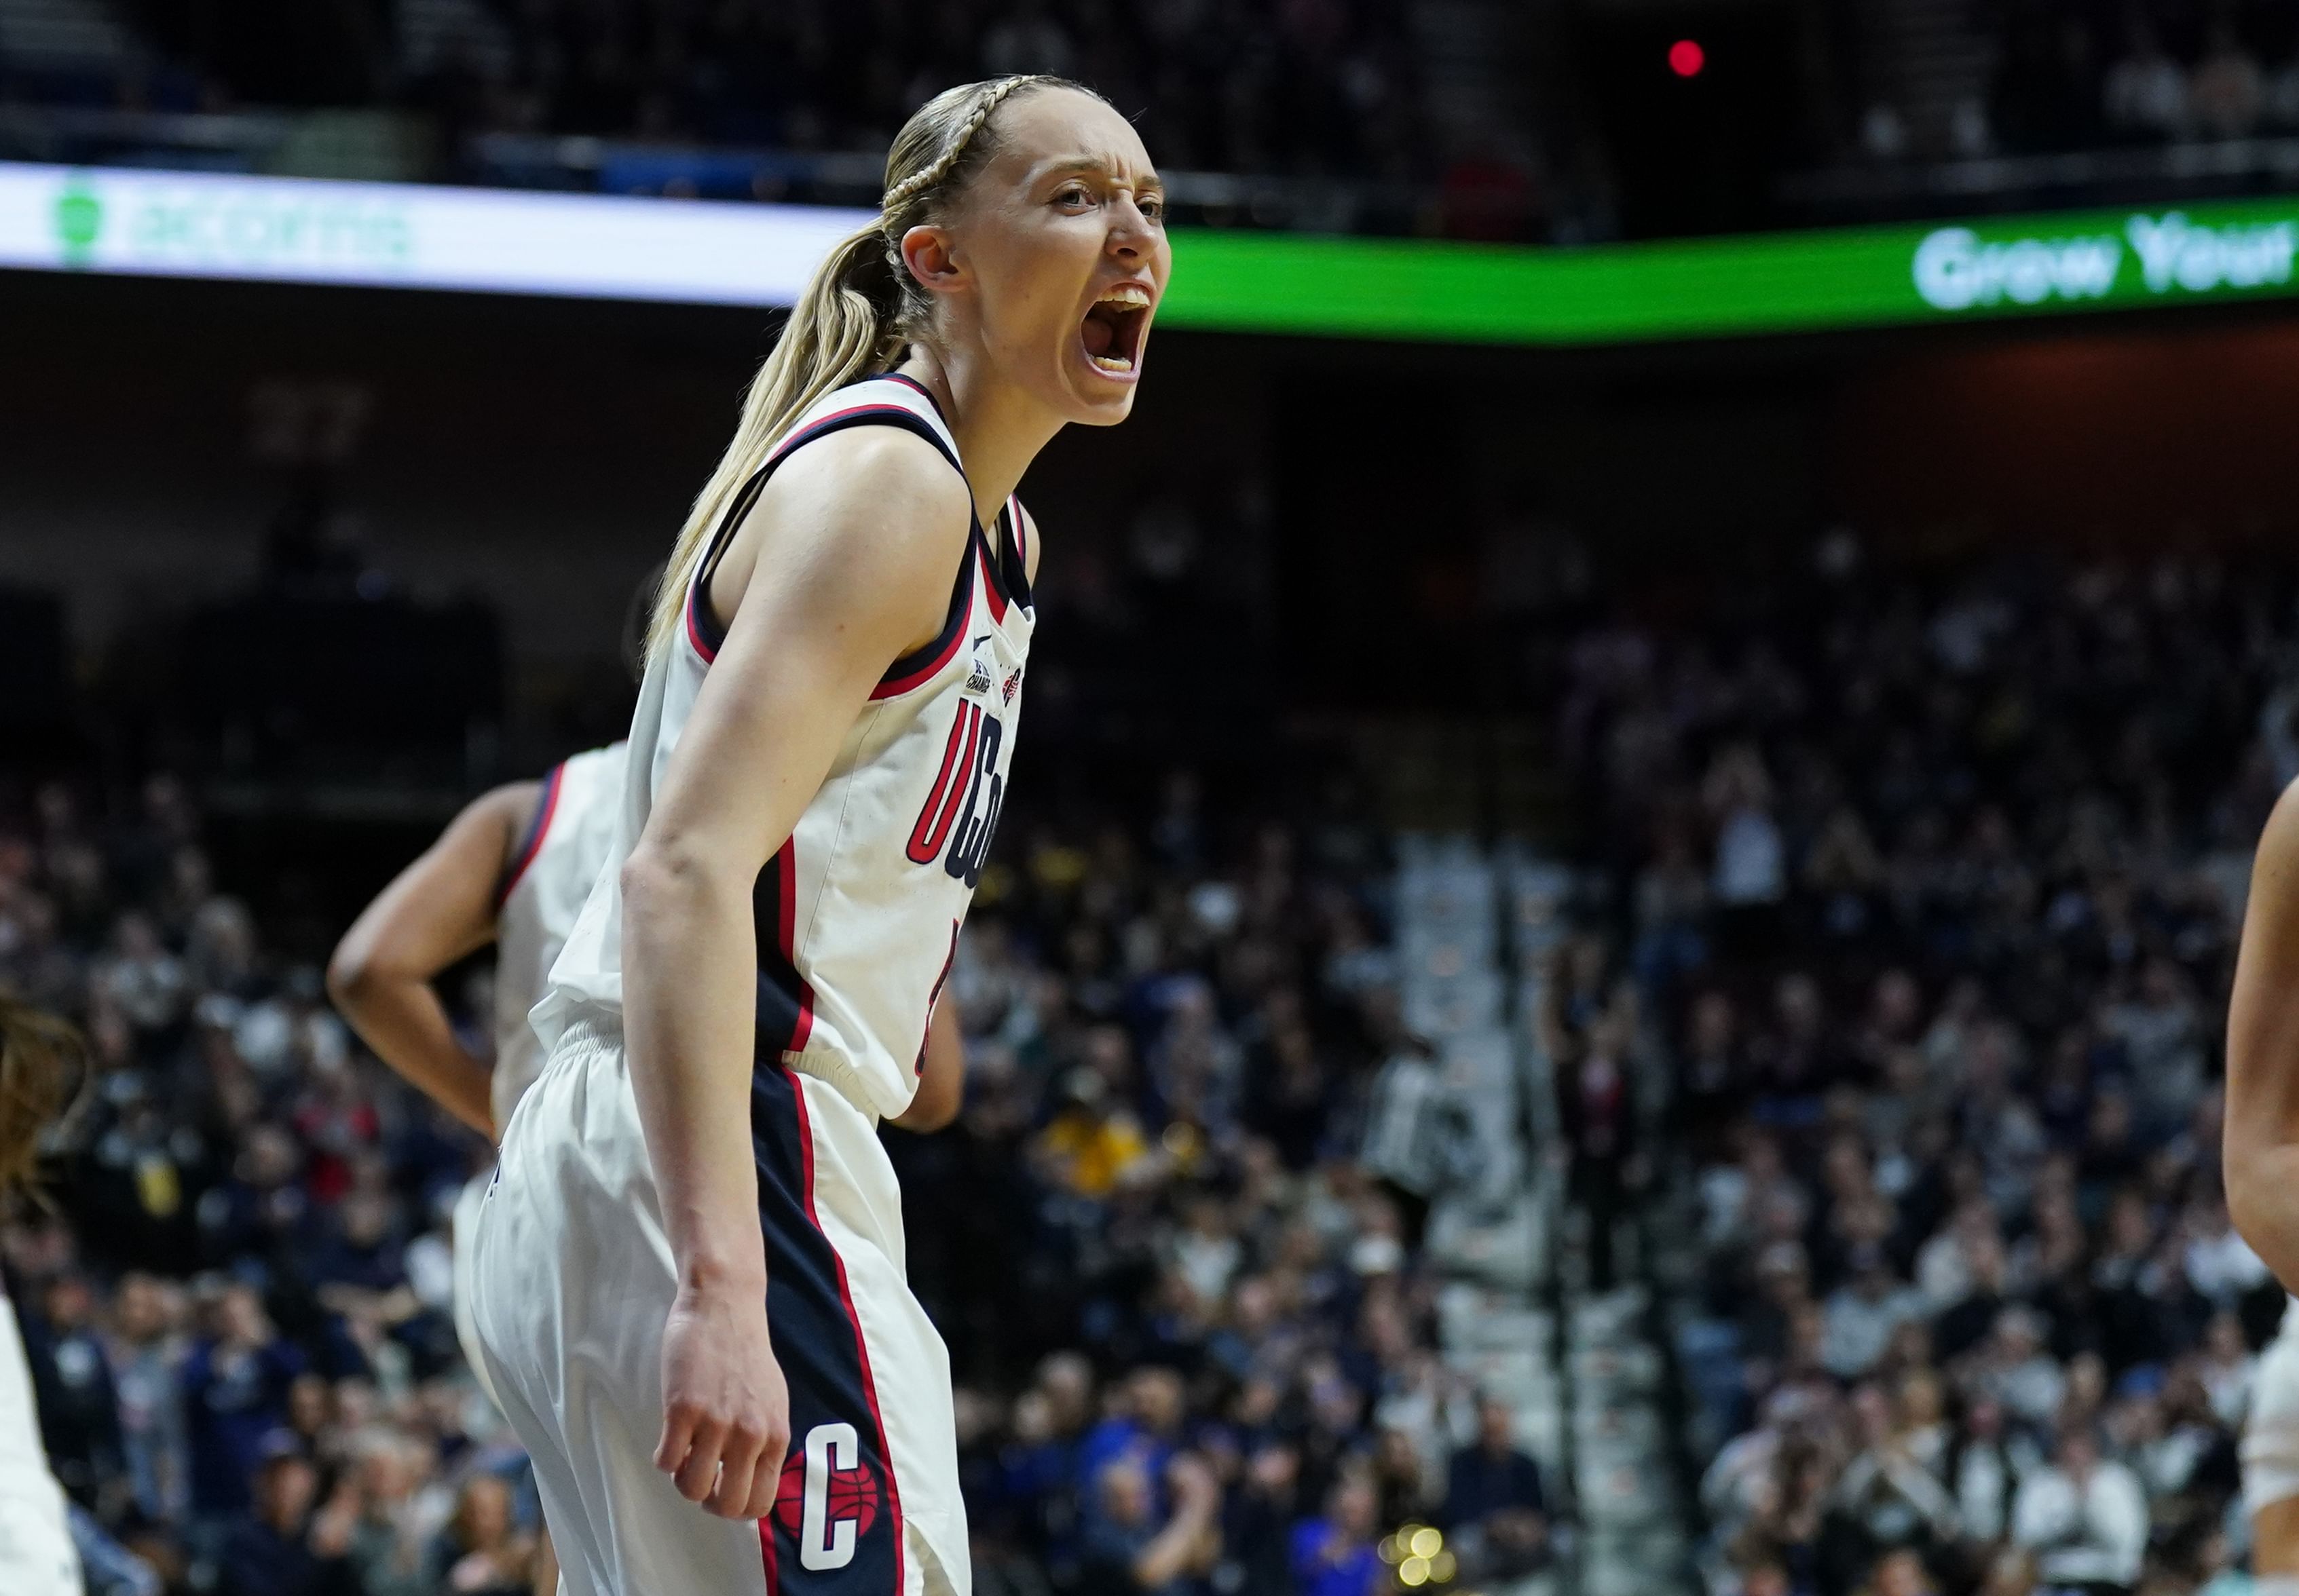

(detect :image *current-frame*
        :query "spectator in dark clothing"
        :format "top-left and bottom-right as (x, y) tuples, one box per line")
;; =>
(216, 1440), (339, 1596)
(1544, 958), (1641, 1293)
(1444, 1396), (1547, 1527)
(1075, 1453), (1222, 1595)
(181, 1284), (305, 1516)
(1444, 1396), (1550, 1580)
(1222, 1440), (1305, 1594)
(25, 1270), (126, 1508)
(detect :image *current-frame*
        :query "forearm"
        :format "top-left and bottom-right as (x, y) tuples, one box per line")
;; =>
(2226, 787), (2299, 1287)
(331, 974), (494, 1138)
(622, 847), (768, 1293)
(1134, 1505), (1214, 1586)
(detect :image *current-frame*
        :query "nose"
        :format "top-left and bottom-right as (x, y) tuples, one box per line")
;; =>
(1107, 194), (1155, 259)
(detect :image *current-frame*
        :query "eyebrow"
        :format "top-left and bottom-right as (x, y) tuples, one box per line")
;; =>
(1038, 156), (1163, 189)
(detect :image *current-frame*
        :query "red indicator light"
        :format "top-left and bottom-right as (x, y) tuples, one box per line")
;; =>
(1669, 39), (1706, 77)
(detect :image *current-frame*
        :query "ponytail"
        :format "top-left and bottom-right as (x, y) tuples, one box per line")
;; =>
(644, 73), (1106, 662)
(644, 224), (903, 658)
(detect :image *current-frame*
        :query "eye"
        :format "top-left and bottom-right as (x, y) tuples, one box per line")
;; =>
(1054, 185), (1094, 210)
(1138, 193), (1166, 223)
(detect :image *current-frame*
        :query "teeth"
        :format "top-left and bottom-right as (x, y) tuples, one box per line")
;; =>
(1091, 354), (1134, 373)
(1098, 286), (1151, 309)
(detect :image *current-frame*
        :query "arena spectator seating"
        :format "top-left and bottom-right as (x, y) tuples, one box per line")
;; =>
(8, 512), (2298, 1596)
(1548, 539), (2281, 1595)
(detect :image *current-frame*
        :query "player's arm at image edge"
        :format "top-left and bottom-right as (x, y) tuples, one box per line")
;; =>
(2226, 778), (2299, 1287)
(890, 998), (965, 1134)
(326, 781), (537, 1139)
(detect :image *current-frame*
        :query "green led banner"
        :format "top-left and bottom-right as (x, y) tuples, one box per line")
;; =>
(4, 159), (2296, 343)
(1159, 198), (2299, 345)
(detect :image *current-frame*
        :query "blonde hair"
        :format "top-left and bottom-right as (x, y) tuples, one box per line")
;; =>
(0, 997), (85, 1198)
(644, 74), (1106, 660)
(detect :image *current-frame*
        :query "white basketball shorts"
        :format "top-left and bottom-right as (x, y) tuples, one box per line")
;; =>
(2247, 1320), (2299, 1516)
(469, 1021), (968, 1595)
(451, 1167), (504, 1414)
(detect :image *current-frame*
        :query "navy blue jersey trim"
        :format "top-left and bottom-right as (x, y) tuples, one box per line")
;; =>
(687, 402), (968, 662)
(492, 763), (564, 909)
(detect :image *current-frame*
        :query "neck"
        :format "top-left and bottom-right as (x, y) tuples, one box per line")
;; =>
(897, 345), (1063, 527)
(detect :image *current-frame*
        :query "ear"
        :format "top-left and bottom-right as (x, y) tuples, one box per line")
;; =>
(899, 224), (965, 299)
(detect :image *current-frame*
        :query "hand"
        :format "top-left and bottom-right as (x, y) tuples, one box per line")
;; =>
(656, 1281), (789, 1519)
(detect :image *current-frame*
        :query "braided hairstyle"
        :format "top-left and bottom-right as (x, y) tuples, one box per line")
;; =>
(0, 997), (84, 1200)
(646, 74), (1108, 660)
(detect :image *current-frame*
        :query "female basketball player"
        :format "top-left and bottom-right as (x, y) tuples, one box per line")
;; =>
(2227, 781), (2299, 1593)
(0, 999), (88, 1596)
(469, 75), (1166, 1596)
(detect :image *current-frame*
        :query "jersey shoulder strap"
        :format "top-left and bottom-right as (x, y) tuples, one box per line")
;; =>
(687, 375), (971, 662)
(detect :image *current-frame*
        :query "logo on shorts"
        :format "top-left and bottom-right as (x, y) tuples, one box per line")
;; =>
(774, 1423), (883, 1571)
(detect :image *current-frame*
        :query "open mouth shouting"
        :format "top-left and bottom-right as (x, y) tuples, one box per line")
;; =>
(1081, 282), (1153, 377)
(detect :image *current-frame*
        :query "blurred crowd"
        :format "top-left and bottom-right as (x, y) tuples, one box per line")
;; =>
(1989, 1), (2299, 153)
(904, 784), (1555, 1594)
(0, 774), (538, 1596)
(414, 0), (1431, 182)
(1552, 539), (2292, 1596)
(0, 741), (1553, 1593)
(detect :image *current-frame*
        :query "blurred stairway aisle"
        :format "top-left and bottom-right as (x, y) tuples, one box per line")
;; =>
(1393, 837), (1561, 1596)
(1507, 850), (1695, 1596)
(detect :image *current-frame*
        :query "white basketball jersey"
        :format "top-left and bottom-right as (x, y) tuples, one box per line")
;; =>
(536, 374), (1032, 1120)
(492, 742), (624, 1131)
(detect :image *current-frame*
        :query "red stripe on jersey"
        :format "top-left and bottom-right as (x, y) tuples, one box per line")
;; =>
(685, 582), (718, 665)
(978, 539), (1009, 626)
(785, 1073), (907, 1594)
(905, 703), (977, 864)
(688, 396), (952, 670)
(872, 601), (971, 700)
(775, 841), (815, 1054)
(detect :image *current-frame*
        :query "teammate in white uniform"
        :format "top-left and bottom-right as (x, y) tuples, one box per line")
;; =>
(470, 74), (1168, 1596)
(2248, 1299), (2299, 1548)
(0, 1000), (88, 1596)
(329, 742), (627, 1378)
(329, 743), (622, 1596)
(2228, 778), (2299, 1592)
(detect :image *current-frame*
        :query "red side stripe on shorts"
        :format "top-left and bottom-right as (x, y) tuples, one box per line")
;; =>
(785, 1074), (907, 1595)
(775, 841), (815, 1054)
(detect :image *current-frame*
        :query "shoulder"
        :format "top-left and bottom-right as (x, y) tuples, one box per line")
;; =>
(766, 423), (971, 533)
(2260, 776), (2299, 859)
(469, 778), (544, 835)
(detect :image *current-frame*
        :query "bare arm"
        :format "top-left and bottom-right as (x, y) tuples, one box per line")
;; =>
(326, 784), (535, 1138)
(1134, 1456), (1222, 1588)
(889, 998), (965, 1134)
(2227, 780), (2299, 1287)
(625, 429), (973, 1521)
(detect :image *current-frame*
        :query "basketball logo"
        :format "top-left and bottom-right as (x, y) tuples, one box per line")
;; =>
(774, 1422), (881, 1570)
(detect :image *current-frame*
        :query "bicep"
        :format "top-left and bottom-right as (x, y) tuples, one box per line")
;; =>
(332, 784), (531, 981)
(2228, 784), (2299, 1118)
(641, 434), (973, 876)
